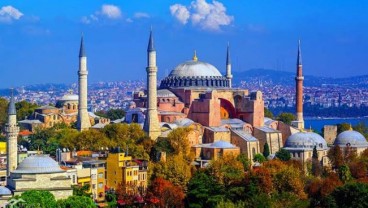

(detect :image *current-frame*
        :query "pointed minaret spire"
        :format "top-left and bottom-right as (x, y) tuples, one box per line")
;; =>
(8, 89), (16, 115)
(147, 28), (155, 52)
(226, 42), (233, 88)
(226, 42), (231, 65)
(297, 39), (302, 66)
(79, 34), (86, 57)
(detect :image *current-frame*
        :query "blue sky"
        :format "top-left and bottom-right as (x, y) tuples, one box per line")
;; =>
(0, 0), (367, 88)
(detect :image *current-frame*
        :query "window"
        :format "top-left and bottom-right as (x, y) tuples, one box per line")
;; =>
(72, 175), (76, 184)
(93, 184), (96, 189)
(98, 182), (103, 188)
(98, 173), (103, 178)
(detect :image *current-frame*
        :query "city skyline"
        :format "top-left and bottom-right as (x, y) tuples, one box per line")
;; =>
(0, 0), (368, 88)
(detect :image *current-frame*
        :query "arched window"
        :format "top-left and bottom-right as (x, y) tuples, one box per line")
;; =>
(67, 103), (71, 110)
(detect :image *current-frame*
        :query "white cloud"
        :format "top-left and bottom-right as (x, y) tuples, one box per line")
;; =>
(170, 4), (190, 24)
(134, 12), (150, 19)
(0, 5), (23, 23)
(170, 0), (233, 31)
(81, 4), (121, 24)
(101, 4), (122, 19)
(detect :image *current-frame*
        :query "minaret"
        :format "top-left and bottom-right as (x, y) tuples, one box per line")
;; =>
(143, 29), (161, 140)
(292, 40), (304, 129)
(226, 43), (233, 88)
(6, 90), (19, 176)
(77, 35), (91, 131)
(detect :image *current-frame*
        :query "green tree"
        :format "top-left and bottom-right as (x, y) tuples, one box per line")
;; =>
(338, 165), (352, 183)
(72, 184), (91, 197)
(275, 148), (291, 161)
(166, 127), (191, 156)
(237, 153), (251, 171)
(353, 122), (368, 138)
(14, 190), (57, 208)
(328, 145), (344, 170)
(57, 195), (95, 208)
(263, 143), (270, 158)
(264, 107), (274, 119)
(277, 112), (296, 125)
(187, 170), (225, 208)
(330, 182), (368, 208)
(0, 98), (8, 129)
(15, 100), (39, 120)
(253, 153), (266, 163)
(95, 109), (125, 120)
(337, 123), (351, 134)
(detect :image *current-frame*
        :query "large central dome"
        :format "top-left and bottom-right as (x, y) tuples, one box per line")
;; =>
(160, 53), (229, 89)
(169, 60), (222, 77)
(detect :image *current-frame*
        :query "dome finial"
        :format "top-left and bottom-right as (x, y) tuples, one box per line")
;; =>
(349, 123), (353, 131)
(193, 50), (198, 62)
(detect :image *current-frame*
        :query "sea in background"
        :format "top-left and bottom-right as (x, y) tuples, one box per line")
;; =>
(305, 117), (368, 133)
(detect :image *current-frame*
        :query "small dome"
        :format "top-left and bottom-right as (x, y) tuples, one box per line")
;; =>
(211, 140), (236, 149)
(13, 154), (64, 174)
(60, 94), (78, 101)
(157, 89), (177, 98)
(169, 60), (222, 77)
(0, 186), (11, 196)
(285, 132), (327, 150)
(175, 118), (195, 127)
(334, 130), (368, 148)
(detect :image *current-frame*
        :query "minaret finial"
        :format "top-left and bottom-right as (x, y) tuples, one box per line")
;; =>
(148, 28), (155, 52)
(79, 34), (86, 57)
(193, 50), (198, 62)
(349, 123), (353, 131)
(297, 39), (302, 66)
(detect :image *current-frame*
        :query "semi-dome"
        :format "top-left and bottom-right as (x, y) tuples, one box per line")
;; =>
(334, 130), (368, 148)
(13, 154), (64, 174)
(211, 140), (236, 149)
(60, 94), (78, 101)
(0, 186), (11, 196)
(285, 132), (327, 150)
(160, 53), (229, 89)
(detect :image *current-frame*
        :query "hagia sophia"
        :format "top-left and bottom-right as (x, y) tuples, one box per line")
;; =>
(0, 30), (367, 203)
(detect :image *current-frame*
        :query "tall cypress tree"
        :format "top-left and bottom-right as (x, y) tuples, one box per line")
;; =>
(312, 146), (322, 176)
(263, 143), (270, 158)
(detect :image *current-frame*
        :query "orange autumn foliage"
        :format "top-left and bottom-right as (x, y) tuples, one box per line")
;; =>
(146, 177), (185, 208)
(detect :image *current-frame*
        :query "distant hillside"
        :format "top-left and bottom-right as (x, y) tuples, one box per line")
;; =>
(233, 69), (368, 88)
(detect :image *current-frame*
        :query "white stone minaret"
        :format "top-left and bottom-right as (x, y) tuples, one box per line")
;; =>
(143, 29), (161, 140)
(226, 43), (233, 88)
(77, 35), (91, 131)
(6, 91), (19, 176)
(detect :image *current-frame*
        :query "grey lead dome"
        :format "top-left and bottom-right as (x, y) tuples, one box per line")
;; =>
(13, 154), (64, 174)
(285, 132), (327, 150)
(334, 130), (368, 148)
(169, 60), (222, 77)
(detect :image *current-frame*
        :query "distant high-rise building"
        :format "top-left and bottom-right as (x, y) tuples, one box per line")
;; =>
(143, 29), (161, 140)
(77, 35), (91, 131)
(6, 91), (19, 176)
(292, 40), (305, 130)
